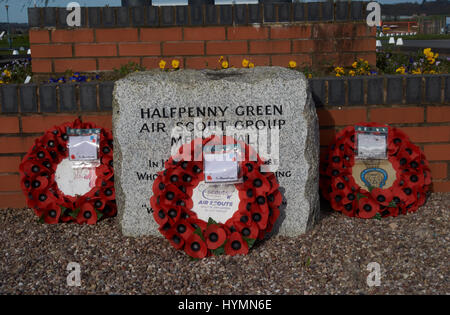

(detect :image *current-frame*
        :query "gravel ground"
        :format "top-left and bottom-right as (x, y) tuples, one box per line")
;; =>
(0, 193), (448, 295)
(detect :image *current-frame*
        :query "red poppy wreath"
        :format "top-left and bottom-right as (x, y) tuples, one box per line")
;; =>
(19, 119), (116, 224)
(320, 122), (431, 219)
(150, 135), (282, 259)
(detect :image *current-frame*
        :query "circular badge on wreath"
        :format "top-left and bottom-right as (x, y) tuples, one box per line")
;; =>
(19, 119), (116, 224)
(150, 135), (283, 258)
(320, 122), (431, 219)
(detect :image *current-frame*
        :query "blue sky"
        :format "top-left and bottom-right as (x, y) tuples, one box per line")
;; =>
(0, 0), (428, 23)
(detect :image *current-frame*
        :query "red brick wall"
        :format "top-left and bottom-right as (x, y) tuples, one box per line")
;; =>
(0, 105), (449, 208)
(29, 23), (375, 73)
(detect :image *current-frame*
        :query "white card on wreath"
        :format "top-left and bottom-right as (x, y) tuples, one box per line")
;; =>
(357, 133), (387, 159)
(204, 151), (239, 183)
(68, 135), (98, 161)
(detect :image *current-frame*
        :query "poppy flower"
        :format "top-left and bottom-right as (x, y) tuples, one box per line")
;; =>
(342, 200), (356, 217)
(330, 190), (346, 210)
(396, 185), (417, 205)
(20, 160), (40, 176)
(331, 176), (347, 192)
(100, 143), (113, 158)
(243, 161), (259, 176)
(388, 130), (407, 156)
(100, 186), (115, 201)
(101, 154), (113, 169)
(225, 232), (249, 256)
(397, 144), (421, 164)
(165, 206), (183, 224)
(250, 208), (268, 230)
(174, 219), (195, 241)
(163, 167), (186, 184)
(34, 149), (52, 161)
(402, 169), (424, 187)
(152, 175), (167, 195)
(40, 133), (58, 151)
(42, 203), (61, 224)
(159, 183), (187, 206)
(95, 176), (109, 189)
(21, 176), (32, 192)
(357, 196), (379, 219)
(188, 217), (207, 231)
(235, 221), (259, 240)
(227, 209), (251, 227)
(370, 187), (393, 207)
(153, 207), (168, 226)
(161, 228), (185, 250)
(179, 209), (197, 221)
(246, 173), (271, 195)
(32, 190), (57, 208)
(185, 233), (208, 259)
(179, 161), (203, 180)
(77, 202), (97, 225)
(205, 224), (227, 249)
(238, 200), (258, 213)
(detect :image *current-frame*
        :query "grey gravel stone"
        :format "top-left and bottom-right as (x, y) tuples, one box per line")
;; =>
(0, 193), (447, 294)
(113, 67), (320, 237)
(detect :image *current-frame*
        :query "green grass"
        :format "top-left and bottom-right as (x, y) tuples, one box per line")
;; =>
(0, 35), (30, 55)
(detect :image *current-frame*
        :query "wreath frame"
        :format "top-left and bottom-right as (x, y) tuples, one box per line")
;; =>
(150, 135), (283, 259)
(320, 122), (431, 219)
(19, 119), (116, 224)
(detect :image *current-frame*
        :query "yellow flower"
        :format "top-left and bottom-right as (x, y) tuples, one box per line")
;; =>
(308, 73), (312, 78)
(423, 48), (432, 57)
(219, 56), (224, 62)
(334, 67), (344, 75)
(288, 61), (297, 69)
(221, 61), (229, 69)
(427, 57), (435, 65)
(352, 61), (358, 69)
(349, 70), (356, 76)
(395, 66), (406, 75)
(172, 59), (180, 69)
(3, 70), (11, 77)
(248, 62), (255, 68)
(159, 60), (166, 69)
(429, 70), (436, 74)
(242, 59), (249, 68)
(336, 73), (341, 77)
(0, 80), (3, 84)
(412, 68), (422, 75)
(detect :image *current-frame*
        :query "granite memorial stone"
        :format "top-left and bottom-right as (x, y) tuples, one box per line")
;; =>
(113, 67), (320, 237)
